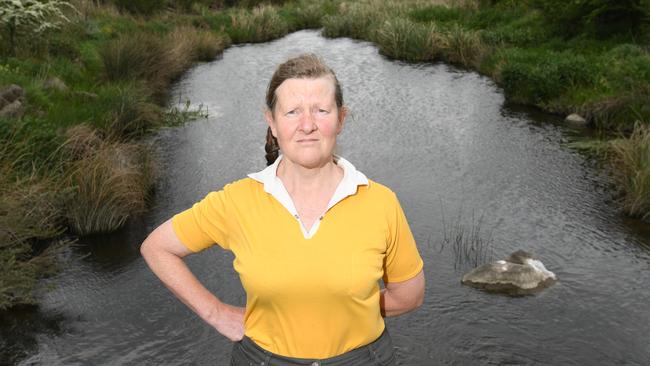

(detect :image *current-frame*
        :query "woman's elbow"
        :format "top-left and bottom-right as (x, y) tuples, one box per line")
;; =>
(413, 288), (424, 309)
(410, 272), (426, 310)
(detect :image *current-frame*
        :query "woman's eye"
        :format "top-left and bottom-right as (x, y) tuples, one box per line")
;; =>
(286, 109), (298, 116)
(317, 109), (329, 114)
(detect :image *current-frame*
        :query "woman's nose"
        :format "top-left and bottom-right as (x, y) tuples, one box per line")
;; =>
(299, 112), (317, 133)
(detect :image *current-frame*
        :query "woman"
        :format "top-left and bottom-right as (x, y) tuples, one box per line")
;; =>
(141, 54), (425, 365)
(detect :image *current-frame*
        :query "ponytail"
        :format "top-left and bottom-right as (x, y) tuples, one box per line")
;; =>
(264, 127), (279, 166)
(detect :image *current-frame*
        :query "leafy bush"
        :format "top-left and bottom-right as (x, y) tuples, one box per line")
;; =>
(0, 0), (77, 55)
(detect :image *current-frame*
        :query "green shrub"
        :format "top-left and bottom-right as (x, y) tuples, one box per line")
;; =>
(0, 0), (77, 55)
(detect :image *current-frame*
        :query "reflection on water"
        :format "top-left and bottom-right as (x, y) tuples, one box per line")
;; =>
(5, 30), (650, 365)
(0, 306), (66, 365)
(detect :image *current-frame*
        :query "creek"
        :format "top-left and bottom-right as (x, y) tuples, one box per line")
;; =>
(4, 30), (650, 365)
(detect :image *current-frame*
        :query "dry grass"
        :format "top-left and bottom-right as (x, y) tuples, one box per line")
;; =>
(610, 122), (650, 220)
(102, 85), (163, 138)
(229, 5), (288, 43)
(0, 129), (70, 309)
(441, 24), (487, 68)
(63, 125), (157, 235)
(101, 26), (229, 101)
(293, 0), (324, 29)
(322, 1), (387, 39)
(165, 26), (231, 78)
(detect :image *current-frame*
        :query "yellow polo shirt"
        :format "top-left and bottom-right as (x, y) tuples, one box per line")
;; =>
(171, 158), (423, 358)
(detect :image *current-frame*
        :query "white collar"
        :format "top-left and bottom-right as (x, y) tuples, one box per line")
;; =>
(247, 155), (368, 239)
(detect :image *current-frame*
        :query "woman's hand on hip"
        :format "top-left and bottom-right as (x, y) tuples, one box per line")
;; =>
(211, 303), (246, 341)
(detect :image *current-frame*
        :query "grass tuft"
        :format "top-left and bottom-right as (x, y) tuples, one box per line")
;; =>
(0, 126), (70, 309)
(322, 2), (384, 40)
(441, 24), (487, 68)
(610, 122), (650, 220)
(375, 18), (436, 62)
(228, 5), (289, 43)
(62, 126), (157, 235)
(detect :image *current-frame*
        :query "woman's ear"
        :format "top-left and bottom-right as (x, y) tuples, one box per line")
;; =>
(337, 106), (347, 134)
(264, 109), (277, 137)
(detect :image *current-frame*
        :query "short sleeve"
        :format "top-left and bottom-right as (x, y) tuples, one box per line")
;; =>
(383, 192), (424, 283)
(171, 189), (231, 252)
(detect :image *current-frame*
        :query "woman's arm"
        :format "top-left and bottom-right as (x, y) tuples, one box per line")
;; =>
(140, 219), (245, 341)
(380, 270), (425, 317)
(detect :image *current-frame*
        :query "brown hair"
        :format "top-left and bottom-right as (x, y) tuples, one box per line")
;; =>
(264, 54), (344, 166)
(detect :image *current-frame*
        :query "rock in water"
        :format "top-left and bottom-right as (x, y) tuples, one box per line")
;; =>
(461, 250), (556, 296)
(565, 113), (587, 125)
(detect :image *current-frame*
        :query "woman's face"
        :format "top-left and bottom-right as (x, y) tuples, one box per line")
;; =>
(265, 76), (346, 169)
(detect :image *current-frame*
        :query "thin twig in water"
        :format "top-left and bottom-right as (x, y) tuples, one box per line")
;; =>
(440, 205), (494, 270)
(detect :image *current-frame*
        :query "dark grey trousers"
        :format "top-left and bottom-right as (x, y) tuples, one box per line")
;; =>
(230, 328), (397, 366)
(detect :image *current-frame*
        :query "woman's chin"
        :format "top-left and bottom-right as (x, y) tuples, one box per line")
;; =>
(284, 153), (332, 169)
